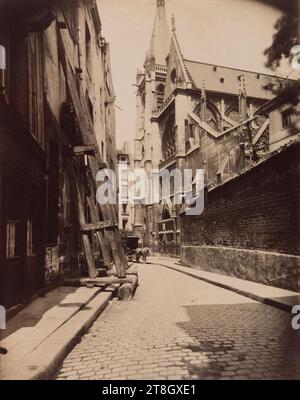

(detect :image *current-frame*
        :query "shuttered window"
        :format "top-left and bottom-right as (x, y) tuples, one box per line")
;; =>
(6, 220), (20, 259)
(27, 32), (44, 147)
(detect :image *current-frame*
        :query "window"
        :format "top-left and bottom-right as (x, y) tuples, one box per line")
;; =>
(282, 108), (294, 129)
(85, 22), (92, 76)
(156, 84), (165, 108)
(162, 114), (176, 160)
(27, 220), (36, 256)
(6, 221), (20, 259)
(8, 33), (28, 125)
(120, 182), (128, 204)
(122, 203), (127, 214)
(27, 33), (44, 147)
(86, 93), (94, 123)
(186, 123), (196, 152)
(110, 159), (114, 171)
(62, 0), (78, 42)
(171, 69), (177, 84)
(227, 109), (240, 123)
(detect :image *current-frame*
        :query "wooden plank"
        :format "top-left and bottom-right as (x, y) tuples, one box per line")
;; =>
(98, 162), (108, 170)
(80, 220), (114, 232)
(97, 230), (111, 268)
(73, 145), (96, 156)
(85, 182), (112, 269)
(80, 276), (136, 285)
(105, 229), (126, 278)
(67, 162), (98, 279)
(58, 30), (128, 278)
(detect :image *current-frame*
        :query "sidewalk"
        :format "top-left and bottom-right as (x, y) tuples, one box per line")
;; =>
(150, 256), (300, 313)
(0, 285), (118, 380)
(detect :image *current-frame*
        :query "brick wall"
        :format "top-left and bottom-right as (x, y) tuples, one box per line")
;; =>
(181, 142), (300, 256)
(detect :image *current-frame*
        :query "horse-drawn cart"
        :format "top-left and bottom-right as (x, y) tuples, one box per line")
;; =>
(120, 232), (150, 263)
(120, 232), (139, 262)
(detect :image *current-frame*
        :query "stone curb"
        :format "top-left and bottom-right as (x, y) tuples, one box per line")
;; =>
(1, 285), (119, 380)
(154, 260), (296, 313)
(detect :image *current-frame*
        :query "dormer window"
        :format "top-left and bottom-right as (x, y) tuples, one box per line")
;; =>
(171, 68), (177, 84)
(282, 107), (294, 129)
(156, 84), (165, 107)
(85, 22), (92, 76)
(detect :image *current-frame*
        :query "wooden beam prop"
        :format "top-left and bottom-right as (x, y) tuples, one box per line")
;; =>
(81, 220), (115, 232)
(67, 162), (98, 279)
(73, 145), (96, 156)
(58, 29), (127, 278)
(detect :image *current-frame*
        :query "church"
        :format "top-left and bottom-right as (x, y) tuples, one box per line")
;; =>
(133, 0), (286, 255)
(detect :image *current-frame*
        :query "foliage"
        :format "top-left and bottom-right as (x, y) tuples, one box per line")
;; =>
(264, 13), (298, 70)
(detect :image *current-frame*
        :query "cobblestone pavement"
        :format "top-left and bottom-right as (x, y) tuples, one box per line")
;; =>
(55, 262), (300, 380)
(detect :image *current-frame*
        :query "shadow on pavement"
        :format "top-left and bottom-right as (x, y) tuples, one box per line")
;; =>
(176, 302), (300, 379)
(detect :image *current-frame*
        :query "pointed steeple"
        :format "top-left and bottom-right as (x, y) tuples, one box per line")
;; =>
(148, 0), (171, 66)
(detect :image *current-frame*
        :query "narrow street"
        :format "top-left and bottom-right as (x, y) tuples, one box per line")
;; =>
(55, 262), (300, 380)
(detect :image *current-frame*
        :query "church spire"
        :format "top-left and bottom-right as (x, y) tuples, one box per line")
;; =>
(148, 0), (170, 66)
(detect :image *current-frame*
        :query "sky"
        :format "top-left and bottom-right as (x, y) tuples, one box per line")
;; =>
(99, 0), (291, 150)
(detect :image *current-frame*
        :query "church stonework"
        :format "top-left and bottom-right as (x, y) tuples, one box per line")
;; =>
(134, 0), (285, 254)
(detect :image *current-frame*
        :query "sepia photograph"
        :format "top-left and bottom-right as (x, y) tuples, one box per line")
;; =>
(0, 0), (299, 388)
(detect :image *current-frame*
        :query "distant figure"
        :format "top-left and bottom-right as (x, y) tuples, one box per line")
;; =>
(136, 247), (150, 263)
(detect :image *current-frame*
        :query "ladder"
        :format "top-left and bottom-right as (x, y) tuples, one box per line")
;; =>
(58, 29), (128, 279)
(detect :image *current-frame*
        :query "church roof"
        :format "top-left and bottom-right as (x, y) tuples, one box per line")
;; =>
(148, 0), (171, 65)
(184, 59), (287, 99)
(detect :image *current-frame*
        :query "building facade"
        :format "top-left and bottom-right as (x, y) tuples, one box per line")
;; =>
(0, 0), (117, 312)
(134, 0), (291, 255)
(117, 141), (135, 233)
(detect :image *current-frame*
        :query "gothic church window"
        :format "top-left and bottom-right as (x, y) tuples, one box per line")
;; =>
(162, 115), (176, 160)
(186, 123), (196, 152)
(156, 84), (165, 108)
(226, 107), (239, 123)
(204, 108), (218, 130)
(282, 108), (293, 128)
(196, 101), (220, 131)
(161, 204), (172, 220)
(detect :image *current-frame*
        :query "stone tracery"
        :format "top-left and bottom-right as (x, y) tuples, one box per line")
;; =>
(162, 114), (176, 160)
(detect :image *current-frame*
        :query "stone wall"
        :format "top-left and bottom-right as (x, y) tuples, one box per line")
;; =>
(181, 142), (300, 291)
